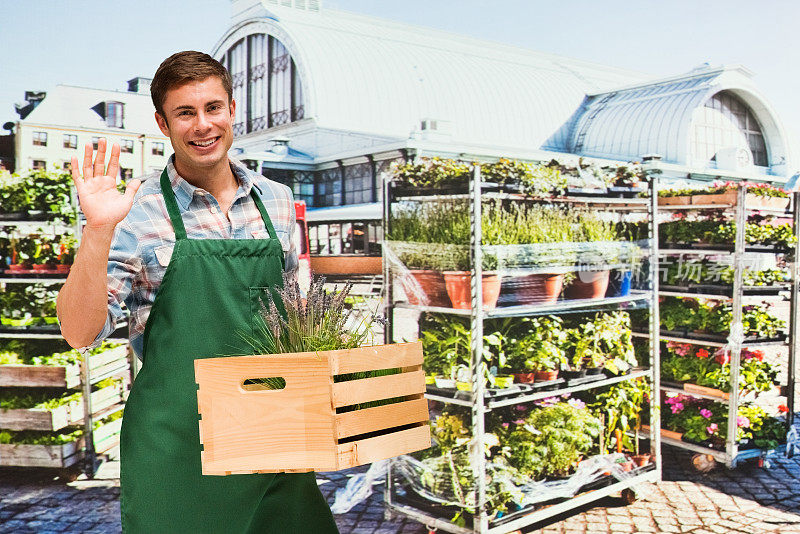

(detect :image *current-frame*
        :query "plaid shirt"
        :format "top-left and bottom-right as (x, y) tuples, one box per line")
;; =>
(91, 156), (298, 359)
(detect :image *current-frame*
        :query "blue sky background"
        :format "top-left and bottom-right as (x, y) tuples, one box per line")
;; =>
(2, 0), (798, 167)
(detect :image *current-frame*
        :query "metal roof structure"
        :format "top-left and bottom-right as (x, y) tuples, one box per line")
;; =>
(551, 65), (790, 172)
(214, 1), (792, 177)
(214, 2), (652, 154)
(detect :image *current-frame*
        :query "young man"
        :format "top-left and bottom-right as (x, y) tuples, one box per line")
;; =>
(56, 51), (339, 534)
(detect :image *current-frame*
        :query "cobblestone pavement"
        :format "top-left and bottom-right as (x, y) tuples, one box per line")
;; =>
(1, 442), (798, 533)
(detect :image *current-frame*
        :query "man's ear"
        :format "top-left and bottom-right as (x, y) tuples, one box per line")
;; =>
(155, 112), (169, 136)
(230, 99), (236, 119)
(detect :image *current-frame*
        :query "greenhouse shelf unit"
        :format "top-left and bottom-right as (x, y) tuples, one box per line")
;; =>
(649, 173), (798, 470)
(381, 162), (662, 534)
(0, 196), (131, 477)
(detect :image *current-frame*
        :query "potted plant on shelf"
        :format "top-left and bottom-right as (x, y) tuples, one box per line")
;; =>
(565, 213), (622, 300)
(501, 402), (601, 480)
(0, 174), (30, 219)
(506, 316), (567, 383)
(56, 235), (76, 273)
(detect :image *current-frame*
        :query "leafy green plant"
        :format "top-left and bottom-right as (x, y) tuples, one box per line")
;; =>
(500, 403), (601, 479)
(570, 312), (636, 372)
(590, 378), (650, 453)
(504, 316), (568, 373)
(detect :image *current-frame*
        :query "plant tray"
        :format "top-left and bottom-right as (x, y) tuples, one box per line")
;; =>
(0, 345), (129, 388)
(195, 341), (431, 475)
(691, 192), (790, 211)
(0, 380), (128, 431)
(660, 242), (789, 253)
(0, 419), (123, 468)
(0, 440), (83, 468)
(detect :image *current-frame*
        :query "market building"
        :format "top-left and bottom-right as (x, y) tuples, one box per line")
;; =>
(11, 78), (171, 177)
(212, 0), (794, 219)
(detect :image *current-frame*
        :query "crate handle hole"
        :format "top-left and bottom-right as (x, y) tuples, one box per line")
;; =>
(242, 377), (286, 391)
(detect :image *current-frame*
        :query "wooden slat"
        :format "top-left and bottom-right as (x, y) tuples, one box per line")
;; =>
(336, 424), (432, 469)
(684, 383), (730, 400)
(0, 381), (126, 431)
(196, 353), (338, 475)
(329, 341), (423, 375)
(0, 441), (80, 467)
(331, 370), (425, 409)
(335, 398), (429, 440)
(0, 365), (71, 388)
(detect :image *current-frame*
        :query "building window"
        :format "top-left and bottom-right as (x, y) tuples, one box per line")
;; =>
(152, 142), (164, 156)
(32, 160), (46, 170)
(120, 168), (133, 180)
(344, 163), (373, 205)
(62, 160), (72, 171)
(63, 134), (77, 149)
(293, 171), (315, 207)
(32, 131), (47, 146)
(121, 140), (134, 154)
(106, 101), (124, 128)
(92, 137), (101, 150)
(222, 34), (304, 136)
(690, 91), (768, 168)
(318, 167), (342, 207)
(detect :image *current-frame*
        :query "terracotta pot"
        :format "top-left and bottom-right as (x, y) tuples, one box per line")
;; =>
(32, 264), (49, 272)
(618, 460), (634, 472)
(7, 264), (24, 272)
(534, 370), (559, 382)
(55, 264), (71, 273)
(632, 454), (651, 467)
(513, 372), (536, 384)
(503, 273), (564, 306)
(566, 270), (610, 299)
(404, 270), (451, 307)
(443, 271), (501, 310)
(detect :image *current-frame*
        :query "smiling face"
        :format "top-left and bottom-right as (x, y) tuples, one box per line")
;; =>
(155, 76), (236, 181)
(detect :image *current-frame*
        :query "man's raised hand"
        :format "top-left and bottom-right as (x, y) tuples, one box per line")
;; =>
(71, 138), (141, 232)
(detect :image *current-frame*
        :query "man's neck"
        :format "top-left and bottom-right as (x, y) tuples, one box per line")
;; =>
(173, 158), (239, 213)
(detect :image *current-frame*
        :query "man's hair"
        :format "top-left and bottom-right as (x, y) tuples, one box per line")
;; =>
(150, 51), (233, 118)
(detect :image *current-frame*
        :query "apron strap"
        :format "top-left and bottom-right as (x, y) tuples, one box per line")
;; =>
(160, 166), (280, 241)
(160, 168), (187, 240)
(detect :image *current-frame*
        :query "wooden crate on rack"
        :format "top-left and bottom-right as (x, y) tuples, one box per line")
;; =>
(195, 341), (431, 475)
(691, 191), (790, 210)
(0, 379), (128, 431)
(0, 439), (82, 468)
(0, 345), (129, 388)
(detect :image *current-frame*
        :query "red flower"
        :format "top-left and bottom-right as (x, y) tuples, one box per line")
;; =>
(715, 351), (730, 365)
(696, 349), (709, 359)
(778, 405), (789, 413)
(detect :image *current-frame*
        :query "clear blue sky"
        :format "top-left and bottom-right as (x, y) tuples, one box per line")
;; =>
(3, 0), (798, 164)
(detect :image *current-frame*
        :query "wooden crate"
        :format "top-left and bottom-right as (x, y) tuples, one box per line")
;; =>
(0, 440), (82, 468)
(0, 380), (128, 431)
(0, 345), (129, 388)
(195, 341), (431, 475)
(658, 196), (692, 206)
(691, 191), (790, 210)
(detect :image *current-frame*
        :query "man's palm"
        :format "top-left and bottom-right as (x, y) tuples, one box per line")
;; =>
(72, 139), (141, 230)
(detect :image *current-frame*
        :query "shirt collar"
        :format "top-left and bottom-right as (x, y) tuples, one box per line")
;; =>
(165, 155), (255, 211)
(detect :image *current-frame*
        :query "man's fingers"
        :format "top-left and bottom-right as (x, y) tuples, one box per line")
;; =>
(106, 143), (121, 178)
(82, 143), (93, 179)
(70, 157), (82, 187)
(123, 179), (141, 205)
(93, 138), (107, 178)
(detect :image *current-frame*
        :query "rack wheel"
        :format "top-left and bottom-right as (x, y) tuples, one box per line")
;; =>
(621, 488), (638, 504)
(57, 466), (81, 482)
(691, 453), (717, 473)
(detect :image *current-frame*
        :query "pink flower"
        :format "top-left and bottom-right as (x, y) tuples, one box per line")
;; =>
(707, 423), (718, 435)
(700, 409), (712, 419)
(501, 422), (509, 429)
(515, 405), (526, 411)
(737, 416), (750, 428)
(513, 419), (525, 425)
(670, 402), (684, 414)
(568, 398), (586, 410)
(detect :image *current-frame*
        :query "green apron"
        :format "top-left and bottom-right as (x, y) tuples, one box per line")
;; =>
(119, 169), (339, 534)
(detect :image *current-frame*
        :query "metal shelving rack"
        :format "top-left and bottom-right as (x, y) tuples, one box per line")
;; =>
(0, 208), (130, 476)
(382, 166), (662, 534)
(652, 175), (798, 468)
